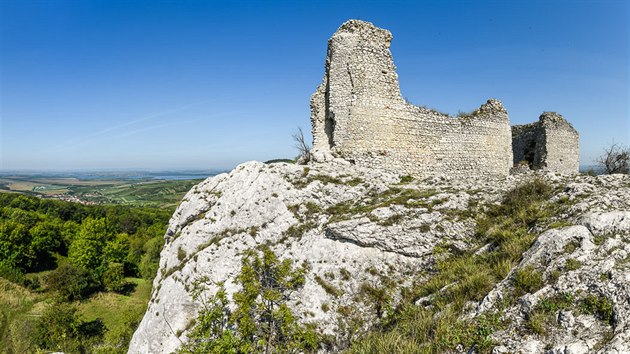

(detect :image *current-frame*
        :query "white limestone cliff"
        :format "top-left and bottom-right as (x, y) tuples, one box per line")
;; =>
(128, 160), (630, 354)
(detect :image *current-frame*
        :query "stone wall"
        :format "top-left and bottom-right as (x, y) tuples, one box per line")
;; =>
(310, 20), (513, 178)
(310, 20), (579, 178)
(512, 112), (580, 174)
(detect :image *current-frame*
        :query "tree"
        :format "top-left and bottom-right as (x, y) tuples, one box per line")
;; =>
(29, 220), (62, 269)
(139, 236), (164, 279)
(292, 127), (311, 163)
(597, 143), (629, 174)
(0, 220), (34, 270)
(9, 195), (38, 211)
(104, 233), (131, 265)
(178, 246), (318, 353)
(68, 217), (110, 271)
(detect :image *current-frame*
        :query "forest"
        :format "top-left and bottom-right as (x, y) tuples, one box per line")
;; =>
(0, 192), (173, 353)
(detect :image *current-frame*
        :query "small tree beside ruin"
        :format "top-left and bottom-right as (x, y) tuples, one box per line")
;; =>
(292, 127), (311, 164)
(597, 143), (629, 174)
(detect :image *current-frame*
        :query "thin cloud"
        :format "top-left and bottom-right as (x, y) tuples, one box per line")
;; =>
(52, 110), (242, 151)
(109, 118), (205, 139)
(50, 100), (210, 151)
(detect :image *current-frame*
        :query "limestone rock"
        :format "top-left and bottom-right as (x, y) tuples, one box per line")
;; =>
(467, 174), (630, 354)
(129, 161), (459, 353)
(128, 158), (630, 354)
(582, 211), (630, 236)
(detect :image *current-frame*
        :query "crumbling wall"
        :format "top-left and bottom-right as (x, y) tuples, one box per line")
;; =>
(538, 112), (580, 174)
(512, 112), (579, 174)
(310, 20), (513, 178)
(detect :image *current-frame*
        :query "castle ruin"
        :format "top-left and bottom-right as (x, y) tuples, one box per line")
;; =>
(512, 112), (580, 174)
(310, 20), (579, 178)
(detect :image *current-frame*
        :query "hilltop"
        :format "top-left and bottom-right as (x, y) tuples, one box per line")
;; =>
(129, 160), (630, 353)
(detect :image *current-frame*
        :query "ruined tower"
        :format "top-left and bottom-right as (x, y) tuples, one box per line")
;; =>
(310, 20), (579, 177)
(310, 20), (513, 178)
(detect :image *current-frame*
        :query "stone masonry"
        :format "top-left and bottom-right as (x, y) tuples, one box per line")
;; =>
(512, 112), (580, 174)
(310, 20), (580, 177)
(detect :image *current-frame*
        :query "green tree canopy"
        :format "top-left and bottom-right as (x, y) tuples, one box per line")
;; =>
(68, 217), (110, 271)
(178, 246), (318, 354)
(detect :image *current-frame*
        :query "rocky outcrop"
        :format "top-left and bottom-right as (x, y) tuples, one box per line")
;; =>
(468, 175), (630, 353)
(128, 159), (630, 354)
(128, 160), (493, 353)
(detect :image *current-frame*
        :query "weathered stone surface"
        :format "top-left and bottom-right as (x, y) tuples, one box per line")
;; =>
(582, 211), (630, 236)
(326, 210), (473, 258)
(310, 20), (580, 178)
(310, 20), (514, 178)
(128, 161), (448, 353)
(512, 112), (580, 174)
(128, 158), (630, 353)
(468, 174), (630, 354)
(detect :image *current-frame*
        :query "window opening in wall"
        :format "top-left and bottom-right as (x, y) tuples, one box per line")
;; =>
(522, 139), (537, 168)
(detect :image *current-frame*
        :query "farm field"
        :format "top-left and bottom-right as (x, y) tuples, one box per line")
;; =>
(0, 173), (210, 208)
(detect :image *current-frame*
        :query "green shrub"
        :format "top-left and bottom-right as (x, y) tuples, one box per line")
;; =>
(526, 292), (576, 335)
(546, 269), (561, 284)
(44, 264), (100, 301)
(536, 292), (574, 313)
(340, 268), (351, 281)
(564, 240), (579, 253)
(315, 275), (343, 297)
(34, 303), (106, 353)
(0, 260), (24, 284)
(103, 262), (127, 293)
(360, 283), (391, 318)
(178, 246), (318, 353)
(280, 222), (316, 242)
(593, 234), (606, 245)
(580, 295), (614, 325)
(177, 247), (187, 261)
(526, 311), (548, 335)
(399, 175), (414, 184)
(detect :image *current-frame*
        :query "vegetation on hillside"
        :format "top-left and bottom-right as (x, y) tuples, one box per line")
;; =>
(178, 246), (318, 354)
(348, 179), (566, 353)
(0, 193), (171, 353)
(2, 173), (603, 353)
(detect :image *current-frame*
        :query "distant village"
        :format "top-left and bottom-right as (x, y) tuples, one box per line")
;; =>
(40, 193), (100, 205)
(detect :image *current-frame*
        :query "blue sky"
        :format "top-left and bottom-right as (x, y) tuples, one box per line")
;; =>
(1, 0), (628, 171)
